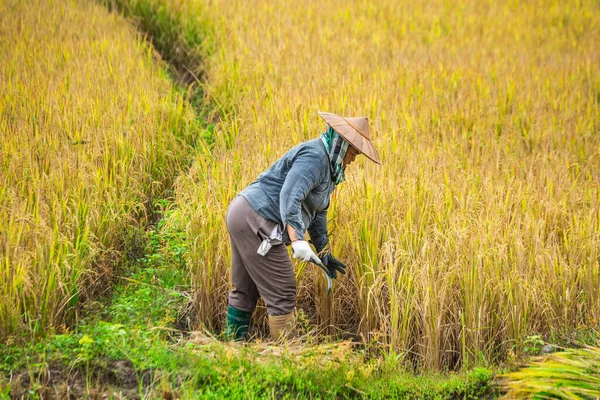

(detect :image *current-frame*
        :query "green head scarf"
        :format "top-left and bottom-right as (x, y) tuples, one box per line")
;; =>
(320, 126), (350, 185)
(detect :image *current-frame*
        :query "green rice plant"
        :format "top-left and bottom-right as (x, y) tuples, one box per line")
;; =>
(499, 344), (600, 399)
(0, 0), (200, 341)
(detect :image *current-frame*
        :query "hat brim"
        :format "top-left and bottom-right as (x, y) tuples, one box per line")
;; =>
(318, 111), (381, 164)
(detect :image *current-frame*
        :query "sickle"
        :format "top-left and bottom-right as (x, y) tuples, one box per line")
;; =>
(310, 258), (332, 295)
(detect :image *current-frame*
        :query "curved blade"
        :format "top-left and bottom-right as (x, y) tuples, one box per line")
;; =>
(310, 259), (332, 295)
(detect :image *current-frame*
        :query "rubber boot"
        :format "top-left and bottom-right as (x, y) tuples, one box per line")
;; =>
(226, 304), (252, 341)
(268, 312), (296, 341)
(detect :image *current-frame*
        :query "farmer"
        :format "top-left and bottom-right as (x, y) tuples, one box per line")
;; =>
(225, 111), (381, 341)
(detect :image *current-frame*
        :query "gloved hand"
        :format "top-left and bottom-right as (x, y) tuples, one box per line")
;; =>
(291, 240), (320, 263)
(320, 253), (347, 279)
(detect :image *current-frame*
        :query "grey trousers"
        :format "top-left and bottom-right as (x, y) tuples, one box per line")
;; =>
(226, 195), (296, 316)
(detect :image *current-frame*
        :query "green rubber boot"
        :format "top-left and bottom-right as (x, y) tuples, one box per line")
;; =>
(226, 305), (252, 341)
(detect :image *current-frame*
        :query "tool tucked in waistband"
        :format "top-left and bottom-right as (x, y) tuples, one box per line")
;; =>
(256, 224), (283, 256)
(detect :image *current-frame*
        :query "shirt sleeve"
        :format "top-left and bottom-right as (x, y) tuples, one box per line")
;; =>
(280, 153), (327, 241)
(307, 208), (328, 253)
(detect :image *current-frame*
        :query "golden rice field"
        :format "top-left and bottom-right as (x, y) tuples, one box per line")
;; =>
(172, 0), (600, 369)
(0, 0), (199, 341)
(1, 0), (599, 374)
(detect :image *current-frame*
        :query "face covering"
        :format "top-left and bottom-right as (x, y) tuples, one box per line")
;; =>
(320, 126), (350, 185)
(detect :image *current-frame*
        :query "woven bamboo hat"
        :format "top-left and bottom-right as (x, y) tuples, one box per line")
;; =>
(318, 111), (381, 164)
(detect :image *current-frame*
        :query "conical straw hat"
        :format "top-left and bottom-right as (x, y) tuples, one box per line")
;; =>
(318, 111), (381, 164)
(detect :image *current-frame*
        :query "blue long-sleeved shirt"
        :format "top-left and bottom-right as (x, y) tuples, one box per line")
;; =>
(239, 138), (335, 251)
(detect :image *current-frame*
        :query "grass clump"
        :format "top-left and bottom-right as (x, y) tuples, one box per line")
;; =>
(108, 205), (190, 329)
(0, 0), (201, 341)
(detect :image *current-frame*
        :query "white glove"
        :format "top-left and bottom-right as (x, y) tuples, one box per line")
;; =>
(291, 240), (320, 263)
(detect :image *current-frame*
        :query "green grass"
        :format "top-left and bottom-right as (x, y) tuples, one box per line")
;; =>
(0, 329), (497, 398)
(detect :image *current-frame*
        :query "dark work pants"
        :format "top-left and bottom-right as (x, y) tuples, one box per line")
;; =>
(226, 195), (296, 316)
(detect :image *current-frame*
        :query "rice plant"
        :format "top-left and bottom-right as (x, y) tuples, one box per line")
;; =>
(499, 344), (600, 399)
(167, 0), (599, 370)
(4, 0), (599, 373)
(0, 0), (199, 341)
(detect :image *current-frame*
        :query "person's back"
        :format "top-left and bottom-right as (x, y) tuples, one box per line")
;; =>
(240, 138), (334, 245)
